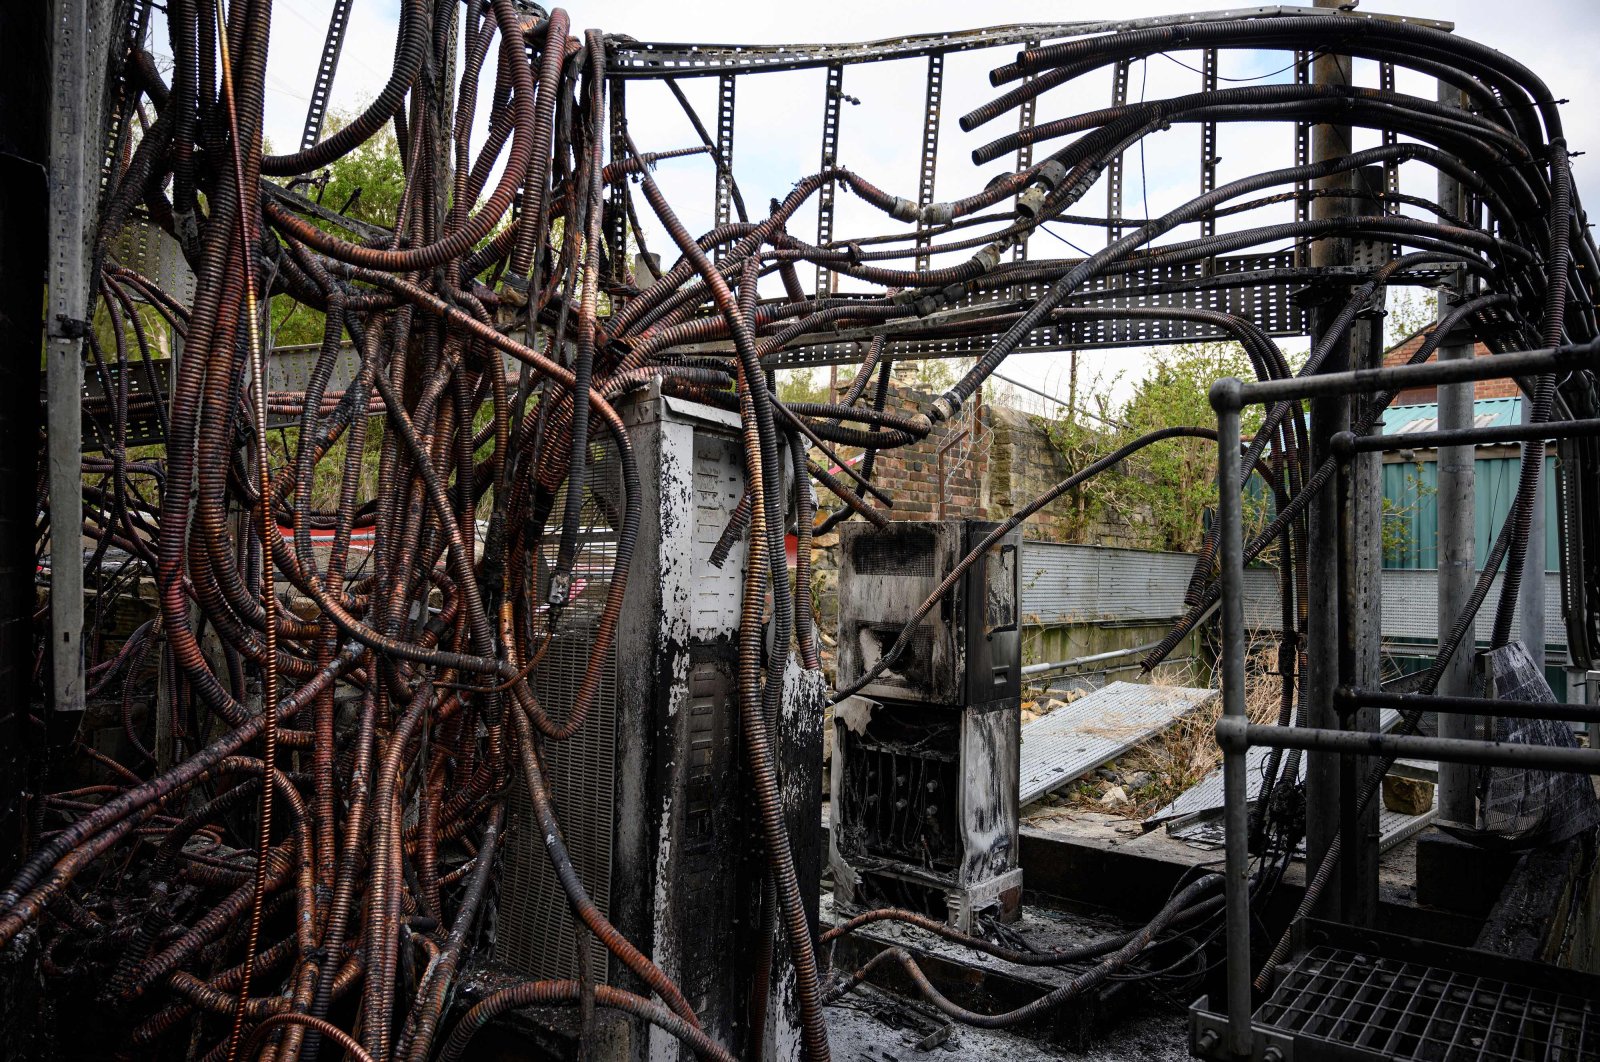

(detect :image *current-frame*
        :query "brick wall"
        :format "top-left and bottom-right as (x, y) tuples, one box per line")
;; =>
(1382, 332), (1518, 404)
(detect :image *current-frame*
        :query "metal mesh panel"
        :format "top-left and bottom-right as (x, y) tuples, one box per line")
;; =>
(496, 437), (622, 982)
(1468, 642), (1599, 848)
(850, 527), (937, 578)
(1256, 943), (1600, 1060)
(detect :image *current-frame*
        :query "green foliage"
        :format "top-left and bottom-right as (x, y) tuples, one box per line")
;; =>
(1384, 289), (1439, 348)
(265, 418), (386, 513)
(1037, 386), (1128, 542)
(268, 110), (406, 350)
(1380, 464), (1436, 565)
(1116, 343), (1264, 553)
(776, 367), (830, 406)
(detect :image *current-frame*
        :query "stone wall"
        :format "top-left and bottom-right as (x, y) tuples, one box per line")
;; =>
(817, 380), (1159, 548)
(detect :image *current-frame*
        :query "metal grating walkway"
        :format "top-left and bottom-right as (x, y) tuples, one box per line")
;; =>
(1255, 941), (1600, 1060)
(1018, 681), (1218, 806)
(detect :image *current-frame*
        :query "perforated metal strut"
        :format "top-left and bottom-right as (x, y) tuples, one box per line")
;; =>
(815, 62), (845, 297)
(914, 52), (944, 273)
(713, 74), (736, 260)
(301, 0), (355, 152)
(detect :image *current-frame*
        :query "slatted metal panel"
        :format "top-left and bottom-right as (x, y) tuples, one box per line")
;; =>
(1019, 541), (1197, 625)
(496, 439), (623, 983)
(1242, 567), (1568, 652)
(1018, 681), (1217, 805)
(605, 10), (1328, 78)
(107, 218), (195, 303)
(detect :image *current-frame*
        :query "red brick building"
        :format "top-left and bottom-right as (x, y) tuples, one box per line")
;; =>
(1381, 330), (1518, 404)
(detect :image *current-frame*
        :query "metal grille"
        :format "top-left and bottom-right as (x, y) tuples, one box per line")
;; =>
(850, 527), (937, 577)
(1257, 944), (1600, 1060)
(496, 438), (623, 983)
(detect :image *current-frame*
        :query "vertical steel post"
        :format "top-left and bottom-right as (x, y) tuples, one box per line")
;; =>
(46, 0), (94, 726)
(1012, 40), (1039, 263)
(1199, 48), (1219, 241)
(301, 0), (355, 151)
(1435, 83), (1479, 824)
(609, 76), (630, 287)
(1106, 58), (1130, 247)
(1303, 0), (1355, 919)
(1215, 386), (1253, 1059)
(713, 73), (735, 261)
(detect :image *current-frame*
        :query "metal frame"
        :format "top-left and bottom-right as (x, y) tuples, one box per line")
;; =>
(1210, 338), (1600, 1060)
(605, 7), (1449, 78)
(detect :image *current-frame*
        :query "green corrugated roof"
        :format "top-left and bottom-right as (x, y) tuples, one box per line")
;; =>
(1380, 396), (1522, 436)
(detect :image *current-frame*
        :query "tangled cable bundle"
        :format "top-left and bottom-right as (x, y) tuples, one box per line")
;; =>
(15, 3), (1600, 1060)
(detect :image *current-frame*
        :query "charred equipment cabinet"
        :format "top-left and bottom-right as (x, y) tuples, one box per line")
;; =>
(494, 383), (823, 1062)
(831, 520), (1023, 931)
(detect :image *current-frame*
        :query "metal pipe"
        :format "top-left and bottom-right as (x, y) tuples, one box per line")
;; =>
(1230, 339), (1599, 406)
(1520, 395), (1547, 672)
(1339, 417), (1600, 452)
(1019, 628), (1200, 677)
(1222, 719), (1600, 774)
(1213, 384), (1253, 1059)
(1338, 687), (1600, 726)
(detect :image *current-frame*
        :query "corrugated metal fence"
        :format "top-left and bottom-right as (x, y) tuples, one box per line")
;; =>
(1020, 541), (1568, 652)
(1019, 542), (1196, 625)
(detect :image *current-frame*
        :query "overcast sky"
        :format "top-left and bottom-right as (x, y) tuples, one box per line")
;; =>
(191, 0), (1600, 412)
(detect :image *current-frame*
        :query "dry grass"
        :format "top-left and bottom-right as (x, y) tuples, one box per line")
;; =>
(1041, 643), (1286, 820)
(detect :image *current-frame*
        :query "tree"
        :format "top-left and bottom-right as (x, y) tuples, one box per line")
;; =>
(1118, 343), (1261, 552)
(268, 111), (407, 350)
(1384, 289), (1439, 348)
